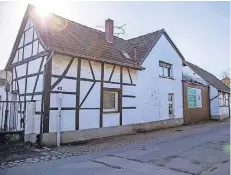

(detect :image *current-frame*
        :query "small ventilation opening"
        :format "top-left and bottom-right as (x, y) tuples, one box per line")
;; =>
(121, 50), (131, 59)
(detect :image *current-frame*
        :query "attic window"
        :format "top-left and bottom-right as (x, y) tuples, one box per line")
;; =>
(121, 50), (131, 59)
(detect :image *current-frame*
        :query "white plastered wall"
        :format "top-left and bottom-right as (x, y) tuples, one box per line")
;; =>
(210, 86), (219, 116)
(135, 35), (183, 123)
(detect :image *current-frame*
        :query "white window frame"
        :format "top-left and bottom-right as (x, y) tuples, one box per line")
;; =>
(168, 93), (174, 117)
(103, 90), (119, 113)
(219, 93), (226, 107)
(159, 61), (172, 78)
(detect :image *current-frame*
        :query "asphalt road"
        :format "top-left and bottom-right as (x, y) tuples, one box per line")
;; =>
(1, 121), (230, 175)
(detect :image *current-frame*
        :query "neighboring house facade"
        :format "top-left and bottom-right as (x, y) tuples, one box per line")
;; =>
(5, 5), (185, 145)
(183, 61), (230, 121)
(0, 79), (6, 102)
(0, 70), (13, 131)
(0, 78), (6, 132)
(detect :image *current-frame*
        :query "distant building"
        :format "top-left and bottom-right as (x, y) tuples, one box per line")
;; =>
(221, 77), (230, 88)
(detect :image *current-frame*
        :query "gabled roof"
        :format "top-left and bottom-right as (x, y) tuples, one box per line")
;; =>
(6, 5), (186, 70)
(185, 61), (230, 93)
(128, 30), (186, 65)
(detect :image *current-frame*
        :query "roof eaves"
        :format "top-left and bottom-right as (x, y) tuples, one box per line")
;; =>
(218, 89), (230, 94)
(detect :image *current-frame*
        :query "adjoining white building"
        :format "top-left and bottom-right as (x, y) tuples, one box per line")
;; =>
(183, 61), (230, 121)
(0, 70), (14, 132)
(4, 5), (186, 145)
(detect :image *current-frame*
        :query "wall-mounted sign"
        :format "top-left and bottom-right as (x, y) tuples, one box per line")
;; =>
(187, 87), (202, 108)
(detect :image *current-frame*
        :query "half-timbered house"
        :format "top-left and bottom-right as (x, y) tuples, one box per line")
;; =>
(5, 5), (185, 145)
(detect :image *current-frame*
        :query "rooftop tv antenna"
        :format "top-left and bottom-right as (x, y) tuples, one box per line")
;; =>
(96, 24), (126, 37)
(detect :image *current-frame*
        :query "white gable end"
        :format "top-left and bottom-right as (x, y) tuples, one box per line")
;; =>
(12, 17), (45, 64)
(136, 34), (183, 123)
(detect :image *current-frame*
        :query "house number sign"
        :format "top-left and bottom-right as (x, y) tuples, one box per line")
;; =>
(57, 86), (62, 90)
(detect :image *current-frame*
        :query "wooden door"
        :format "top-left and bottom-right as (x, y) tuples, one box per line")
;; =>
(183, 81), (210, 124)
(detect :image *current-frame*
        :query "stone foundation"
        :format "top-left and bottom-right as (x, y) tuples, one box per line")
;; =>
(42, 118), (183, 146)
(24, 133), (37, 143)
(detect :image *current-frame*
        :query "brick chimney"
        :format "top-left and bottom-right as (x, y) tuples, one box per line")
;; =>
(105, 19), (114, 43)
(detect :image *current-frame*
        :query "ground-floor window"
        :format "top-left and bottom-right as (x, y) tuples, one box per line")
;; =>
(168, 94), (174, 116)
(225, 94), (229, 106)
(219, 93), (228, 107)
(103, 88), (119, 113)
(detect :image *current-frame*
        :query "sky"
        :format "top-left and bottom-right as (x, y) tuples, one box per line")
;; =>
(0, 1), (230, 78)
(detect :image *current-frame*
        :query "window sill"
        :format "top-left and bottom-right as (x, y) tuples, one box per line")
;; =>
(219, 105), (229, 107)
(159, 76), (174, 80)
(103, 111), (119, 114)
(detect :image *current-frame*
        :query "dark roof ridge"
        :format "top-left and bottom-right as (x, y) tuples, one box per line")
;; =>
(185, 61), (230, 93)
(128, 29), (164, 42)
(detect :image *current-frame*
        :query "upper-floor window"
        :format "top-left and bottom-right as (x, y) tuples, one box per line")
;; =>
(159, 61), (172, 78)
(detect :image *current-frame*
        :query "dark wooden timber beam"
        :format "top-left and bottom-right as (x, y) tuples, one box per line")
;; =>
(99, 63), (104, 128)
(43, 53), (52, 133)
(75, 58), (81, 130)
(120, 66), (123, 125)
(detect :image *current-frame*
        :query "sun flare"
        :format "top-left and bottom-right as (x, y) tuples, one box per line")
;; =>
(26, 0), (68, 17)
(35, 5), (50, 17)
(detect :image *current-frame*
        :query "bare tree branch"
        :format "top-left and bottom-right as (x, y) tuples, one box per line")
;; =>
(220, 69), (230, 79)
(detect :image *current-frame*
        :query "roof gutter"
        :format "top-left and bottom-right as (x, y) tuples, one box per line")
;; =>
(218, 89), (230, 94)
